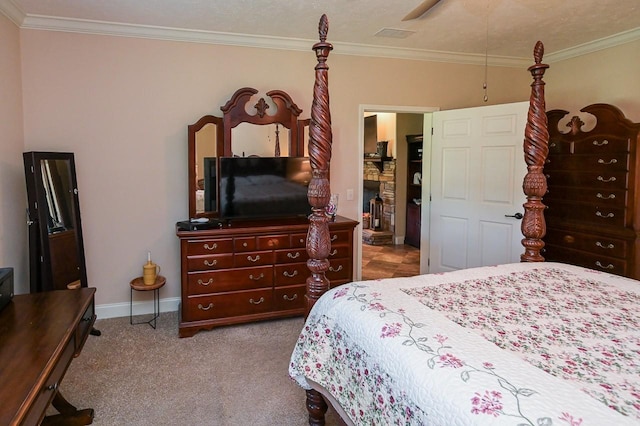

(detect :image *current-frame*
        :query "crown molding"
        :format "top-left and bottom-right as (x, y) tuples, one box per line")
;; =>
(0, 0), (25, 26)
(10, 11), (639, 68)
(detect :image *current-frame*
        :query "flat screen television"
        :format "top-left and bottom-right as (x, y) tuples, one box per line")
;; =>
(219, 156), (312, 220)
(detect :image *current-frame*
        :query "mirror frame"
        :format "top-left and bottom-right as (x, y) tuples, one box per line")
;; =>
(188, 115), (224, 218)
(23, 151), (88, 293)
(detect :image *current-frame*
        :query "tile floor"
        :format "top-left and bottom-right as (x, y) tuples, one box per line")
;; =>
(361, 243), (421, 281)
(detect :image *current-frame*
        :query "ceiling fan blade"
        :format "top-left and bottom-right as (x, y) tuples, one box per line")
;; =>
(402, 0), (443, 21)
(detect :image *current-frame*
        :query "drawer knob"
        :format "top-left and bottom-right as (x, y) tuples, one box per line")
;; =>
(249, 297), (265, 305)
(596, 192), (616, 200)
(283, 270), (298, 278)
(204, 243), (218, 250)
(593, 140), (609, 147)
(595, 242), (614, 249)
(598, 158), (617, 165)
(243, 242), (248, 247)
(287, 252), (300, 259)
(595, 211), (614, 218)
(595, 261), (614, 270)
(204, 259), (217, 267)
(247, 255), (261, 262)
(597, 176), (616, 183)
(197, 278), (213, 286)
(46, 382), (59, 392)
(249, 273), (264, 281)
(197, 303), (214, 311)
(329, 265), (343, 272)
(299, 238), (304, 244)
(283, 294), (298, 301)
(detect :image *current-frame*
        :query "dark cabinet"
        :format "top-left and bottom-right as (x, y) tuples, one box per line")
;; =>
(405, 134), (423, 248)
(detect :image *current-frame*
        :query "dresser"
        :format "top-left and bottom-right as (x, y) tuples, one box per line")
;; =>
(0, 288), (96, 425)
(176, 216), (357, 337)
(543, 104), (640, 279)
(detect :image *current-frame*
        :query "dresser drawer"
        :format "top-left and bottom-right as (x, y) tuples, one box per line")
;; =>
(234, 236), (257, 252)
(258, 235), (289, 249)
(328, 244), (351, 260)
(274, 262), (308, 286)
(545, 153), (628, 172)
(75, 300), (96, 354)
(327, 258), (351, 281)
(273, 285), (306, 311)
(185, 289), (273, 321)
(329, 230), (351, 245)
(544, 185), (626, 208)
(275, 248), (308, 264)
(545, 228), (628, 259)
(548, 137), (629, 155)
(545, 200), (626, 228)
(545, 170), (628, 190)
(187, 266), (273, 294)
(186, 238), (234, 255)
(290, 232), (307, 248)
(544, 244), (627, 276)
(234, 250), (274, 267)
(187, 254), (234, 271)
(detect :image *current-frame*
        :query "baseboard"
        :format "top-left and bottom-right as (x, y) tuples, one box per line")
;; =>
(395, 236), (404, 245)
(96, 297), (180, 320)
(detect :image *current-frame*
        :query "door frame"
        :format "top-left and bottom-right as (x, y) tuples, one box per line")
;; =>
(356, 104), (439, 281)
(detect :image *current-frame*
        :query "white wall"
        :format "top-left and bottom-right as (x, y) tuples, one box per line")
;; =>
(0, 14), (27, 293)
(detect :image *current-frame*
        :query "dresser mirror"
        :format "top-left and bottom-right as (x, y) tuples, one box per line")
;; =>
(187, 87), (308, 219)
(23, 152), (88, 292)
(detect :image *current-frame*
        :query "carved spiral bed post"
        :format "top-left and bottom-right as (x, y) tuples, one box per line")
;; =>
(521, 41), (550, 262)
(305, 14), (333, 425)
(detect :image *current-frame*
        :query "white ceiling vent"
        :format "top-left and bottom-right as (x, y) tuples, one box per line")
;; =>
(374, 28), (416, 39)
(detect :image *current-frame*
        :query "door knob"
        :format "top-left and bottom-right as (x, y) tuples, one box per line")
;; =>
(505, 213), (523, 219)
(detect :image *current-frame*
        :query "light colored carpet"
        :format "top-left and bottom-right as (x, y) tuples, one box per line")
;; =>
(58, 312), (342, 425)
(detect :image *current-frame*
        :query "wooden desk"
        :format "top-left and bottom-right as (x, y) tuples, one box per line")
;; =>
(0, 288), (96, 426)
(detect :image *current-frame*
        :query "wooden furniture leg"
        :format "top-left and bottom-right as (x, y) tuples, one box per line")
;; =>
(41, 391), (94, 426)
(306, 389), (328, 426)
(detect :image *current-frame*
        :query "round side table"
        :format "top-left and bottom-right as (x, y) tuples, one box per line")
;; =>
(130, 275), (166, 329)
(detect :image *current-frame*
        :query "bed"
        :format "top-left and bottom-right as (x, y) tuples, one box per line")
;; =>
(290, 14), (640, 426)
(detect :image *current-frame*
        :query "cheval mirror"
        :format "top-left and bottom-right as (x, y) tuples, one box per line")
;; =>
(187, 87), (309, 220)
(24, 152), (89, 293)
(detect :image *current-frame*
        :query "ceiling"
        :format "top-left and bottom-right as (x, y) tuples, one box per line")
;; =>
(2, 0), (640, 65)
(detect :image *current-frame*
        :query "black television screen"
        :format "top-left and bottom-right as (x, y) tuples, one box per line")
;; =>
(219, 157), (312, 220)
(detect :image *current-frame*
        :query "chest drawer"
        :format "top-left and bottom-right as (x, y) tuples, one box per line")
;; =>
(327, 258), (351, 281)
(544, 186), (626, 208)
(185, 288), (273, 321)
(274, 262), (308, 286)
(290, 233), (307, 248)
(545, 228), (629, 259)
(258, 235), (289, 249)
(234, 237), (257, 252)
(188, 266), (273, 294)
(545, 153), (628, 172)
(544, 244), (626, 276)
(548, 137), (629, 155)
(234, 250), (274, 267)
(275, 248), (308, 264)
(329, 230), (351, 245)
(328, 244), (351, 259)
(545, 200), (626, 228)
(545, 170), (628, 190)
(186, 238), (234, 255)
(273, 285), (306, 311)
(187, 254), (234, 271)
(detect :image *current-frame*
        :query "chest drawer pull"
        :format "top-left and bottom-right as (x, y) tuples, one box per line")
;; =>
(299, 238), (305, 244)
(596, 192), (616, 200)
(283, 294), (298, 301)
(204, 259), (217, 267)
(595, 242), (615, 249)
(243, 242), (248, 247)
(597, 176), (616, 183)
(197, 278), (214, 286)
(597, 158), (617, 165)
(595, 261), (614, 270)
(249, 297), (265, 305)
(249, 273), (264, 281)
(330, 234), (338, 242)
(204, 243), (218, 250)
(593, 140), (609, 147)
(198, 303), (214, 311)
(287, 252), (300, 259)
(46, 382), (59, 392)
(595, 211), (614, 218)
(329, 265), (343, 272)
(247, 255), (260, 262)
(283, 270), (298, 278)
(329, 249), (338, 256)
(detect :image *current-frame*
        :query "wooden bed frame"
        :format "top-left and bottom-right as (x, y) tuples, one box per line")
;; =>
(303, 14), (550, 425)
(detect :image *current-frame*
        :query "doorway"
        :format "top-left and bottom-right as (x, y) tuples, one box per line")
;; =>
(357, 105), (437, 281)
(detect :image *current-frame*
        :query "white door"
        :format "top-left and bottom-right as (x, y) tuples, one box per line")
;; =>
(428, 102), (529, 273)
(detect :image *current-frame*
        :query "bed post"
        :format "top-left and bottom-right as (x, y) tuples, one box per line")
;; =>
(304, 14), (333, 426)
(521, 41), (549, 263)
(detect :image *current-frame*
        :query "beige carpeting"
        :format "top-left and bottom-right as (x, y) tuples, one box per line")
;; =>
(57, 312), (343, 425)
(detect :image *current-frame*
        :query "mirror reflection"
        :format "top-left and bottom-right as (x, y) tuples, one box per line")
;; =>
(232, 123), (291, 157)
(195, 123), (218, 214)
(41, 159), (75, 234)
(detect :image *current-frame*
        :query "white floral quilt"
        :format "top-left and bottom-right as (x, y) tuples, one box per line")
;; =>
(289, 262), (640, 425)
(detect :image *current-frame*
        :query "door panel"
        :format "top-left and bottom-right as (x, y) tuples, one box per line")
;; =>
(429, 102), (529, 273)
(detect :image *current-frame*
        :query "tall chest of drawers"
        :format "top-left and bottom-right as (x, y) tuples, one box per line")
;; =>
(176, 216), (357, 337)
(543, 104), (640, 279)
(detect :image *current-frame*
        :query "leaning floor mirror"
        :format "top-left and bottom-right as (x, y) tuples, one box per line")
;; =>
(23, 152), (88, 293)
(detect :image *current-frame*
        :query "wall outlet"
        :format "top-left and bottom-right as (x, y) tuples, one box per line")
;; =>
(346, 189), (354, 200)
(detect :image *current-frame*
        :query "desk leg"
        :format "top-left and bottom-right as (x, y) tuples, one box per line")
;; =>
(41, 391), (94, 425)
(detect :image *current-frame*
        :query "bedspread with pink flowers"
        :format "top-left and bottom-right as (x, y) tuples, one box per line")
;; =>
(289, 262), (640, 425)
